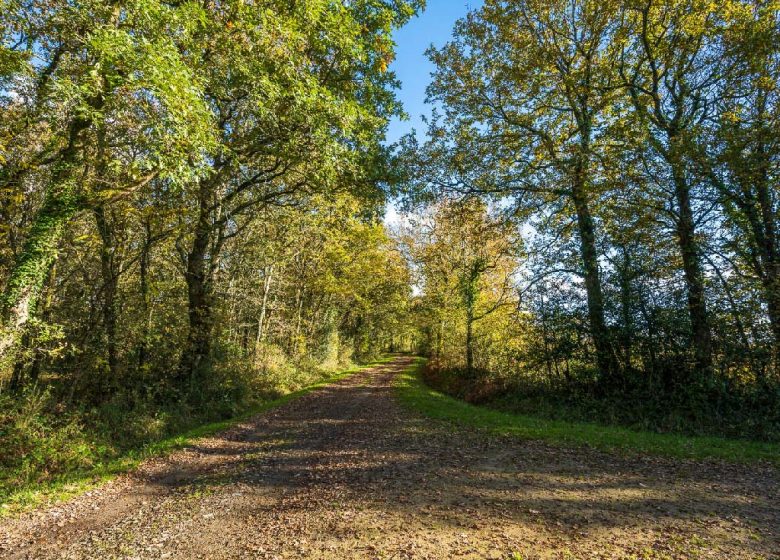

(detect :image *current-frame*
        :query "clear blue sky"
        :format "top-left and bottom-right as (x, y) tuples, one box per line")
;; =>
(385, 0), (483, 145)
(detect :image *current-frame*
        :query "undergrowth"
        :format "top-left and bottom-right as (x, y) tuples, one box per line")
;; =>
(423, 361), (780, 442)
(0, 355), (391, 516)
(397, 358), (780, 465)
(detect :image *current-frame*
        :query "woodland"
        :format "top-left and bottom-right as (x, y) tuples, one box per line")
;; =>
(1, 0), (780, 506)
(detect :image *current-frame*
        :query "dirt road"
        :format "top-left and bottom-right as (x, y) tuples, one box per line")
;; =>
(1, 356), (778, 559)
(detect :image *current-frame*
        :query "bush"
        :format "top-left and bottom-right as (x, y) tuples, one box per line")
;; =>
(0, 390), (101, 499)
(423, 361), (780, 442)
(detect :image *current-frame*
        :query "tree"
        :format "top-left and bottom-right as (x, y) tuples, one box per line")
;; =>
(617, 0), (747, 377)
(403, 198), (520, 377)
(174, 0), (420, 380)
(402, 0), (623, 380)
(0, 0), (214, 376)
(702, 3), (780, 375)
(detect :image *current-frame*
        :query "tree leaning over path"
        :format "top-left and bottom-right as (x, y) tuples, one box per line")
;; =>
(174, 0), (417, 381)
(0, 0), (421, 382)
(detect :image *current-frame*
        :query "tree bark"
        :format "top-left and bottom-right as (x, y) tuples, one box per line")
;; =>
(619, 273), (633, 369)
(178, 182), (215, 382)
(255, 264), (273, 353)
(735, 143), (780, 374)
(0, 116), (90, 375)
(670, 152), (713, 377)
(138, 220), (152, 370)
(571, 183), (618, 381)
(465, 307), (475, 377)
(94, 205), (119, 384)
(463, 266), (479, 377)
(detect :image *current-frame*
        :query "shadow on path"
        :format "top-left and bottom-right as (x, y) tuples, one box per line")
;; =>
(3, 356), (778, 559)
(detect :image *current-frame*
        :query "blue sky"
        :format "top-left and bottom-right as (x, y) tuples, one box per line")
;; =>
(385, 0), (483, 145)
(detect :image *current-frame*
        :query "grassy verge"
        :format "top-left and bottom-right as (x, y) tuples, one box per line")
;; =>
(1, 356), (393, 517)
(396, 358), (780, 465)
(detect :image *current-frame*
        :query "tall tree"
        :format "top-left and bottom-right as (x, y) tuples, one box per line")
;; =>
(703, 2), (780, 375)
(403, 0), (622, 380)
(174, 0), (421, 380)
(618, 0), (743, 377)
(0, 0), (213, 375)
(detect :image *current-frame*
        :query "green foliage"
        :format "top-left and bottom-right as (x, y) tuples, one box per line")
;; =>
(0, 0), (419, 508)
(397, 0), (780, 442)
(2, 0), (779, 515)
(0, 389), (97, 488)
(397, 358), (780, 465)
(400, 198), (523, 374)
(0, 357), (390, 514)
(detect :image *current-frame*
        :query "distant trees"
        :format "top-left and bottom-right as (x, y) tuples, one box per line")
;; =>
(401, 0), (780, 430)
(402, 199), (520, 377)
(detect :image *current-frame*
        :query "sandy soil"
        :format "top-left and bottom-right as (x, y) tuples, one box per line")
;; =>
(0, 356), (778, 559)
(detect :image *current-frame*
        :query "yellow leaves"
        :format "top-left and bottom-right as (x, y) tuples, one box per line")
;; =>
(721, 109), (741, 124)
(756, 75), (777, 92)
(719, 0), (753, 24)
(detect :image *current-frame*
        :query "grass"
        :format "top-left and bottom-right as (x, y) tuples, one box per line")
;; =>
(396, 357), (780, 465)
(0, 356), (393, 517)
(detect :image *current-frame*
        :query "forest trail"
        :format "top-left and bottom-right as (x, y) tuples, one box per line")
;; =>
(1, 356), (777, 560)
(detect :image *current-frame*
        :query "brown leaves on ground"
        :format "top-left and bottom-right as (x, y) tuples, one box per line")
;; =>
(0, 356), (777, 559)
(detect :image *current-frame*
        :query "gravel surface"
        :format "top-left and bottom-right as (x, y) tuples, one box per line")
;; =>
(1, 356), (778, 559)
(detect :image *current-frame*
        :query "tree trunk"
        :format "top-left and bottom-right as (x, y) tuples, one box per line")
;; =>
(539, 290), (554, 379)
(0, 116), (90, 374)
(741, 151), (780, 375)
(138, 220), (152, 370)
(255, 265), (273, 354)
(765, 280), (780, 372)
(756, 205), (780, 372)
(94, 205), (119, 384)
(178, 183), (215, 382)
(463, 263), (480, 377)
(670, 155), (713, 377)
(465, 308), (474, 377)
(618, 258), (633, 369)
(744, 96), (780, 374)
(437, 317), (444, 360)
(571, 183), (617, 381)
(293, 287), (305, 356)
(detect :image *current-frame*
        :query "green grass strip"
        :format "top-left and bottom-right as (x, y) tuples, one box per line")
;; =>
(396, 357), (780, 466)
(1, 356), (394, 517)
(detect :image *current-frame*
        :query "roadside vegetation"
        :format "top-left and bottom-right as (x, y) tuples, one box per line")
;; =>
(0, 0), (420, 510)
(2, 0), (780, 518)
(397, 0), (780, 444)
(0, 357), (393, 515)
(397, 358), (780, 465)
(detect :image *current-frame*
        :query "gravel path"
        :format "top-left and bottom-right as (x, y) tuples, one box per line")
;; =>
(1, 356), (778, 559)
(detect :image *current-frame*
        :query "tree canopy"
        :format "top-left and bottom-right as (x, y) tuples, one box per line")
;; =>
(1, 0), (779, 500)
(399, 0), (780, 438)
